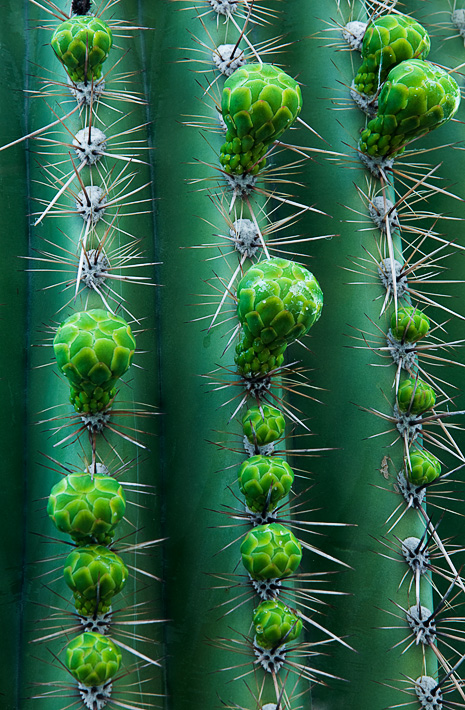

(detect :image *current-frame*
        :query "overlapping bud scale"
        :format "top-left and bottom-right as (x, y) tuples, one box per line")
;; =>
(51, 15), (113, 82)
(64, 545), (128, 616)
(66, 632), (121, 687)
(238, 455), (294, 513)
(240, 523), (302, 580)
(253, 599), (302, 649)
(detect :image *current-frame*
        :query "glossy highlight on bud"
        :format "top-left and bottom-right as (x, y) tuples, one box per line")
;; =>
(238, 455), (294, 513)
(253, 598), (302, 649)
(240, 523), (302, 580)
(66, 632), (121, 687)
(51, 15), (113, 82)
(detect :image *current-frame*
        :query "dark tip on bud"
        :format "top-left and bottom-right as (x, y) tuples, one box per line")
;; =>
(72, 0), (92, 14)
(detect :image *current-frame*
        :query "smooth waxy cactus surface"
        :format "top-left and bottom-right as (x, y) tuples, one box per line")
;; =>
(53, 309), (136, 413)
(240, 523), (302, 580)
(406, 449), (441, 486)
(359, 59), (461, 158)
(238, 455), (294, 513)
(220, 63), (302, 175)
(353, 13), (430, 97)
(235, 258), (323, 378)
(51, 15), (113, 82)
(64, 545), (128, 615)
(66, 631), (121, 686)
(47, 473), (126, 545)
(253, 598), (302, 649)
(397, 377), (436, 415)
(390, 306), (430, 342)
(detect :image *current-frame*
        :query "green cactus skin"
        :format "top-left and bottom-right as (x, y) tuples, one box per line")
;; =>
(235, 257), (323, 378)
(47, 473), (126, 545)
(65, 631), (121, 686)
(53, 309), (136, 413)
(51, 15), (113, 83)
(238, 455), (294, 513)
(220, 63), (302, 175)
(240, 523), (302, 580)
(406, 449), (441, 486)
(242, 404), (286, 447)
(63, 544), (128, 616)
(353, 13), (430, 98)
(390, 305), (430, 343)
(253, 599), (302, 649)
(397, 377), (436, 415)
(359, 59), (461, 158)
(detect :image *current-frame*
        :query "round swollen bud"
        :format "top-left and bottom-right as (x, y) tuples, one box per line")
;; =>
(240, 523), (302, 580)
(390, 306), (430, 343)
(53, 309), (136, 413)
(64, 545), (128, 616)
(253, 599), (302, 649)
(353, 14), (430, 98)
(220, 63), (302, 175)
(397, 377), (436, 415)
(51, 15), (113, 83)
(359, 59), (460, 159)
(235, 258), (323, 378)
(66, 632), (121, 687)
(238, 455), (294, 513)
(406, 449), (441, 486)
(242, 405), (285, 447)
(47, 472), (126, 545)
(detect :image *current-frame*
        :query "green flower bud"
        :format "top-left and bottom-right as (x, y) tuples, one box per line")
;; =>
(53, 309), (136, 413)
(359, 59), (460, 158)
(51, 15), (113, 82)
(66, 632), (121, 687)
(47, 472), (126, 545)
(240, 523), (302, 580)
(253, 598), (302, 649)
(64, 545), (128, 616)
(235, 258), (323, 378)
(397, 377), (436, 415)
(220, 63), (302, 175)
(242, 404), (285, 447)
(390, 306), (430, 343)
(238, 455), (294, 513)
(406, 449), (441, 486)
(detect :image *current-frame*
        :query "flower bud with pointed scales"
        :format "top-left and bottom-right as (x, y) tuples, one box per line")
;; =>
(406, 449), (441, 486)
(390, 306), (430, 343)
(47, 473), (126, 545)
(238, 455), (294, 513)
(242, 404), (285, 447)
(359, 59), (460, 159)
(235, 258), (323, 378)
(253, 598), (302, 649)
(240, 523), (302, 580)
(397, 377), (436, 415)
(64, 545), (128, 616)
(51, 15), (113, 83)
(220, 63), (302, 175)
(66, 632), (121, 687)
(353, 14), (430, 99)
(53, 309), (136, 413)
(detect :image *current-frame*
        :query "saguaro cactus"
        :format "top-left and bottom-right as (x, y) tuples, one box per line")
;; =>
(2, 1), (465, 710)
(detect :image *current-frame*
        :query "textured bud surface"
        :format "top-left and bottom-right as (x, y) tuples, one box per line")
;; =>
(238, 455), (293, 512)
(66, 632), (121, 687)
(397, 377), (436, 415)
(253, 598), (302, 649)
(406, 449), (441, 486)
(64, 545), (128, 615)
(51, 15), (113, 82)
(240, 523), (302, 580)
(390, 306), (430, 343)
(242, 404), (285, 447)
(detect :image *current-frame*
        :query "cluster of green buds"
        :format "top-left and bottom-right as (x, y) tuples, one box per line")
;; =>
(53, 309), (136, 414)
(235, 257), (323, 379)
(220, 63), (302, 176)
(353, 14), (460, 167)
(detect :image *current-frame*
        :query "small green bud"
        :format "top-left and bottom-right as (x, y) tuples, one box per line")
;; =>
(242, 405), (285, 447)
(240, 523), (302, 580)
(64, 545), (128, 616)
(397, 377), (436, 415)
(390, 306), (430, 343)
(51, 15), (113, 82)
(66, 632), (121, 687)
(238, 455), (294, 512)
(406, 449), (441, 486)
(253, 599), (302, 649)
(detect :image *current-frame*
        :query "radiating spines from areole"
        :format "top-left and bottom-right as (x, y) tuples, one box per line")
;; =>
(220, 63), (302, 176)
(53, 309), (136, 413)
(51, 15), (113, 82)
(397, 377), (436, 415)
(359, 59), (461, 159)
(64, 545), (128, 616)
(240, 523), (302, 581)
(235, 258), (323, 378)
(66, 632), (121, 687)
(242, 404), (285, 448)
(253, 599), (302, 649)
(390, 306), (430, 343)
(353, 14), (430, 99)
(47, 473), (126, 545)
(238, 455), (294, 513)
(406, 449), (441, 486)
